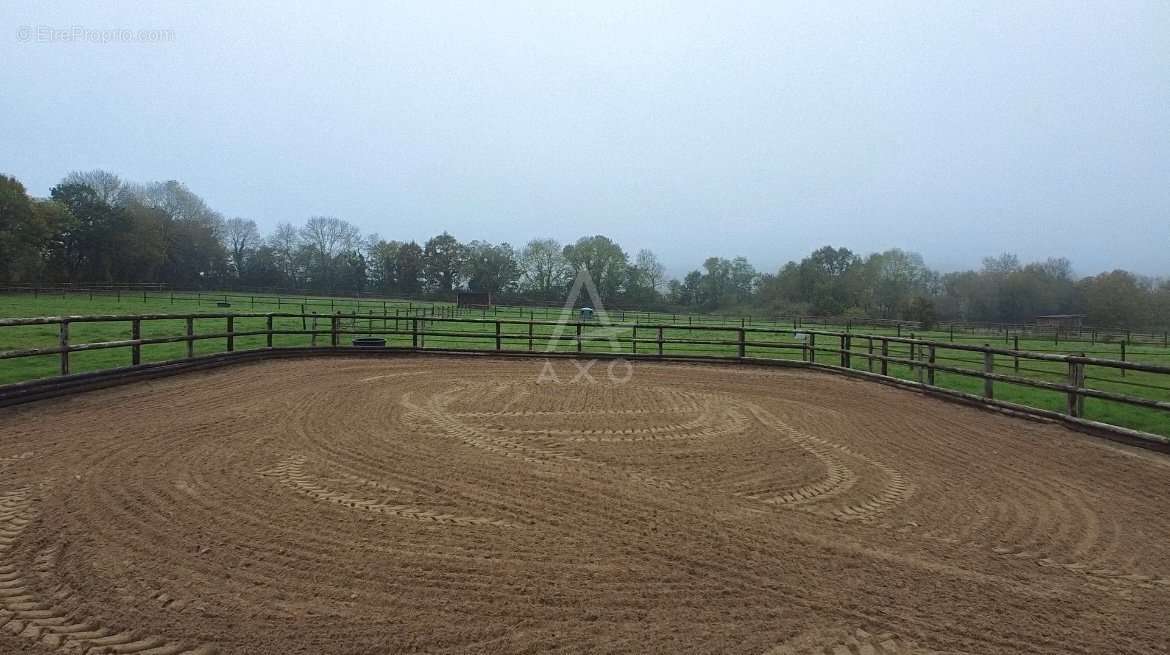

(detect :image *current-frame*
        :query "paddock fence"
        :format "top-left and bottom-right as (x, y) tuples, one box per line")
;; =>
(5, 285), (1170, 347)
(1, 311), (1168, 448)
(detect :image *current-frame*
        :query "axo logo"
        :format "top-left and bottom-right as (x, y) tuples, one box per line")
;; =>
(535, 268), (633, 385)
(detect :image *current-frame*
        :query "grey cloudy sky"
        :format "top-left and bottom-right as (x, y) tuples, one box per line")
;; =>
(2, 1), (1167, 278)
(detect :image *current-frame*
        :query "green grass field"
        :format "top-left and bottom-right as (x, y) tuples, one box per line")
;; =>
(2, 291), (1168, 438)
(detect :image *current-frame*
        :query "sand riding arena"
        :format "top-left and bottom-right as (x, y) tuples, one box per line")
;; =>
(1, 356), (1169, 654)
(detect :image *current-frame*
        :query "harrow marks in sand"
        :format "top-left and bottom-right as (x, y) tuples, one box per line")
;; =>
(0, 491), (216, 655)
(738, 403), (914, 521)
(262, 455), (516, 527)
(1, 357), (1169, 653)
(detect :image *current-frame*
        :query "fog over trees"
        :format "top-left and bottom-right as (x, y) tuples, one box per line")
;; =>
(2, 170), (1168, 329)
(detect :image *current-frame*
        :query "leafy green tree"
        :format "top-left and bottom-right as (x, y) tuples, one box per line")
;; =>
(368, 240), (402, 292)
(907, 296), (938, 330)
(423, 232), (466, 293)
(130, 180), (227, 286)
(464, 241), (520, 294)
(0, 176), (62, 282)
(116, 200), (168, 281)
(394, 241), (425, 295)
(49, 182), (131, 281)
(519, 238), (570, 298)
(337, 251), (368, 292)
(239, 245), (287, 287)
(797, 246), (861, 315)
(674, 270), (703, 306)
(562, 235), (628, 300)
(756, 262), (805, 312)
(862, 249), (934, 318)
(28, 198), (75, 282)
(1079, 270), (1147, 328)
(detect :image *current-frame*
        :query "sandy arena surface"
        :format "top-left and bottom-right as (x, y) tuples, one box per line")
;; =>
(1, 356), (1169, 654)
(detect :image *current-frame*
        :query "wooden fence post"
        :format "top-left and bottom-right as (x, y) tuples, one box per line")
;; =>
(58, 320), (70, 376)
(844, 335), (851, 368)
(927, 344), (936, 386)
(1121, 342), (1127, 377)
(632, 325), (638, 354)
(983, 346), (994, 399)
(1013, 335), (1020, 372)
(576, 323), (582, 353)
(226, 316), (235, 352)
(266, 315), (274, 348)
(867, 337), (874, 372)
(495, 321), (501, 351)
(809, 333), (817, 364)
(131, 318), (142, 365)
(528, 321), (534, 352)
(738, 328), (746, 358)
(412, 318), (418, 349)
(186, 317), (195, 358)
(657, 326), (664, 356)
(1067, 357), (1085, 417)
(880, 338), (888, 376)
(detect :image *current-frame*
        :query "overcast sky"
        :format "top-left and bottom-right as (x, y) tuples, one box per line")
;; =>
(2, 1), (1167, 278)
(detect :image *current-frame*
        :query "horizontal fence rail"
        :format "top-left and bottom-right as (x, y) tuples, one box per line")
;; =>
(1, 311), (1168, 444)
(6, 285), (1170, 347)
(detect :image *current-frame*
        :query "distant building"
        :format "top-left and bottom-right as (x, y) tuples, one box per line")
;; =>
(457, 291), (492, 308)
(1035, 314), (1086, 330)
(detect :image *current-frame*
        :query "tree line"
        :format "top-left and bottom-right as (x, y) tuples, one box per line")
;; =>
(2, 170), (1168, 329)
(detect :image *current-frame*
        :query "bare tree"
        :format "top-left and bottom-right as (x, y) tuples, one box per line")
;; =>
(223, 217), (260, 275)
(268, 222), (301, 284)
(635, 249), (667, 293)
(519, 238), (569, 295)
(299, 216), (361, 259)
(299, 216), (361, 286)
(62, 169), (126, 206)
(137, 180), (224, 239)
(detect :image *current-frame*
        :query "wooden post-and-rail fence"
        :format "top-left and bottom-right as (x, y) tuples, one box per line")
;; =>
(1, 311), (1168, 444)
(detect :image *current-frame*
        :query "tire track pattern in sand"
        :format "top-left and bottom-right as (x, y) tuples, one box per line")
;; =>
(881, 522), (1170, 592)
(743, 403), (915, 521)
(262, 455), (516, 528)
(0, 490), (217, 655)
